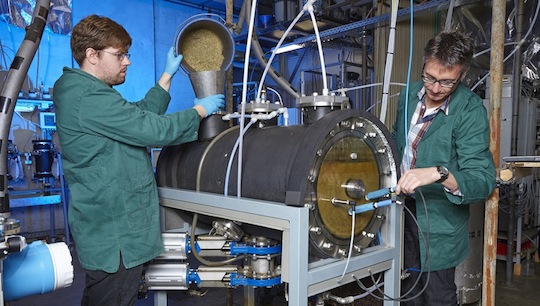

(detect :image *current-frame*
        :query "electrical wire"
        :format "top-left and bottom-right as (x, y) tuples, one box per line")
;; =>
(353, 191), (431, 303)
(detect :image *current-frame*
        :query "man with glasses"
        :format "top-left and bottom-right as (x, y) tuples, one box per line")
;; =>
(53, 15), (224, 306)
(392, 31), (495, 305)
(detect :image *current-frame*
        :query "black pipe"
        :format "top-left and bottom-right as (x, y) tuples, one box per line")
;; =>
(0, 0), (50, 214)
(506, 0), (525, 287)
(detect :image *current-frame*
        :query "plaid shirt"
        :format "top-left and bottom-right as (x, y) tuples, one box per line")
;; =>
(401, 87), (450, 172)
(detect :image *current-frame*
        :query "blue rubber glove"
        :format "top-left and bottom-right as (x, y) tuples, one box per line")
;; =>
(194, 94), (225, 117)
(164, 46), (183, 76)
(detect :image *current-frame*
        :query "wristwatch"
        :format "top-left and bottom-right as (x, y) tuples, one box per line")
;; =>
(436, 166), (449, 183)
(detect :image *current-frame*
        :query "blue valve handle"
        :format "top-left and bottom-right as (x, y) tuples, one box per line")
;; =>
(365, 186), (396, 200)
(350, 199), (393, 214)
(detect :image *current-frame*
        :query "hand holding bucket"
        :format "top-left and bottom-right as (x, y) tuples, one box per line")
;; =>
(174, 16), (235, 98)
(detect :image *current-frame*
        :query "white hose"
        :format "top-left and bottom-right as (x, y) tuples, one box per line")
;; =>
(256, 0), (318, 100)
(379, 0), (400, 123)
(236, 0), (258, 197)
(332, 82), (406, 94)
(308, 4), (329, 95)
(337, 212), (356, 283)
(225, 120), (255, 196)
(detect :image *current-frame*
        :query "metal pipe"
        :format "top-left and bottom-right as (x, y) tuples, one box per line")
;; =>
(233, 0), (247, 34)
(361, 30), (368, 111)
(506, 183), (516, 286)
(0, 0), (50, 215)
(482, 0), (505, 304)
(226, 0), (234, 116)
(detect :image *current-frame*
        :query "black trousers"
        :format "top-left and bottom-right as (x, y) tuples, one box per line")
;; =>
(401, 198), (457, 306)
(81, 255), (143, 306)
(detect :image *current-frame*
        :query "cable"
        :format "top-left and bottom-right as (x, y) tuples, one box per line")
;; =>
(308, 3), (329, 95)
(332, 82), (406, 95)
(255, 0), (315, 101)
(266, 86), (283, 105)
(402, 0), (415, 170)
(326, 277), (384, 303)
(473, 42), (520, 59)
(471, 0), (540, 91)
(236, 0), (258, 198)
(379, 0), (400, 123)
(189, 213), (244, 266)
(353, 191), (431, 302)
(337, 211), (356, 283)
(366, 93), (401, 113)
(224, 120), (255, 196)
(196, 126), (239, 192)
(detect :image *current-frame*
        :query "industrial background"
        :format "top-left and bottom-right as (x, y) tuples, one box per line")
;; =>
(0, 0), (539, 305)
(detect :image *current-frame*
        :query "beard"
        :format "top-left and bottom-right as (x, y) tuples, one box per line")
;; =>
(104, 72), (126, 86)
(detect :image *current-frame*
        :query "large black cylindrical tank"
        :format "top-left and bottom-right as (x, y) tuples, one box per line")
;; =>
(157, 109), (398, 259)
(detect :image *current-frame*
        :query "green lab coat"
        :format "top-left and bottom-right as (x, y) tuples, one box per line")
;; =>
(53, 67), (200, 272)
(392, 81), (496, 271)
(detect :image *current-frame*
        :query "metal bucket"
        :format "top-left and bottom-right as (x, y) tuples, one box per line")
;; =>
(174, 17), (235, 73)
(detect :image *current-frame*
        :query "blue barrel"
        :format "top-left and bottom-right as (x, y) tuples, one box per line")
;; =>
(3, 241), (73, 301)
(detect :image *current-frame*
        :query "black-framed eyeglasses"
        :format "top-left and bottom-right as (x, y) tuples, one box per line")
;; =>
(421, 73), (460, 88)
(98, 50), (131, 61)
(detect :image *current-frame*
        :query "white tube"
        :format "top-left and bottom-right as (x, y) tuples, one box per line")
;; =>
(308, 4), (329, 95)
(332, 82), (406, 94)
(266, 86), (284, 105)
(379, 0), (400, 123)
(282, 107), (289, 126)
(337, 212), (356, 283)
(225, 120), (255, 196)
(237, 0), (258, 197)
(256, 0), (317, 100)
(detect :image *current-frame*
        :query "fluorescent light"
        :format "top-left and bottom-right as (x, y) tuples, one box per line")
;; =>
(273, 43), (304, 55)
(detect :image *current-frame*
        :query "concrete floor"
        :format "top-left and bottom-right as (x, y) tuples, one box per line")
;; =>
(5, 245), (540, 306)
(492, 257), (540, 306)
